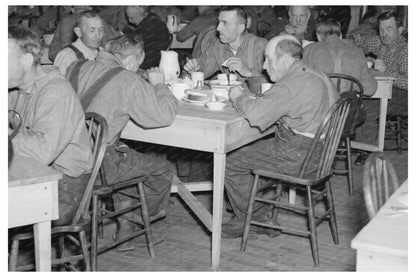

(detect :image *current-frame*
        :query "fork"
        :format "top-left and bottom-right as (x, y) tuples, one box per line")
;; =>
(222, 66), (231, 85)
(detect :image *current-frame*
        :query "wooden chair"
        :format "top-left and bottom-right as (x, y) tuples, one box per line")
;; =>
(241, 98), (350, 267)
(90, 146), (165, 270)
(9, 112), (108, 271)
(328, 73), (364, 196)
(363, 152), (399, 219)
(8, 110), (22, 165)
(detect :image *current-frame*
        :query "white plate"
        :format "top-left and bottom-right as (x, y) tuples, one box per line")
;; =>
(208, 80), (244, 87)
(182, 96), (210, 105)
(397, 192), (408, 206)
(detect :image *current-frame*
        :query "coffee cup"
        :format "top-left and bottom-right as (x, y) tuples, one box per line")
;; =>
(261, 83), (273, 95)
(191, 72), (204, 88)
(170, 82), (191, 99)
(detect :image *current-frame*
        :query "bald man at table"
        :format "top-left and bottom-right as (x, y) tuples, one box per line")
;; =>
(222, 34), (339, 238)
(183, 6), (267, 86)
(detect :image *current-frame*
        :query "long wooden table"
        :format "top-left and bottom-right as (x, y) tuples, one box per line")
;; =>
(351, 179), (408, 271)
(121, 101), (275, 270)
(8, 155), (61, 271)
(351, 71), (395, 152)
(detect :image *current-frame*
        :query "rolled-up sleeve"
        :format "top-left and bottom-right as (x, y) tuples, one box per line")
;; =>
(233, 84), (291, 131)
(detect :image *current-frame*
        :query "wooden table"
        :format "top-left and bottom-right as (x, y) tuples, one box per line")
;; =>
(351, 71), (395, 152)
(351, 179), (408, 271)
(121, 101), (275, 270)
(8, 155), (61, 271)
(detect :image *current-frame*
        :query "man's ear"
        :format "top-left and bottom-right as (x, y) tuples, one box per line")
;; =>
(398, 26), (404, 36)
(74, 26), (82, 38)
(237, 23), (245, 34)
(21, 53), (34, 71)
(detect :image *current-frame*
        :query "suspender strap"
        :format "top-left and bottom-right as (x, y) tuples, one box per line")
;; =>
(67, 60), (88, 93)
(80, 67), (124, 111)
(66, 44), (86, 60)
(246, 35), (256, 70)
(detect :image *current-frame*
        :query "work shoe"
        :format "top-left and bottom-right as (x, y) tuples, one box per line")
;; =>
(354, 151), (369, 166)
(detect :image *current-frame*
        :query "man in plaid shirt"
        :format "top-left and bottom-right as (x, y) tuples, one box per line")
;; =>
(353, 10), (407, 165)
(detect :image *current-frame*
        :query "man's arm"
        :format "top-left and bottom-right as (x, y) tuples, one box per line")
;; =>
(126, 74), (179, 128)
(12, 92), (74, 165)
(386, 46), (408, 90)
(230, 83), (291, 131)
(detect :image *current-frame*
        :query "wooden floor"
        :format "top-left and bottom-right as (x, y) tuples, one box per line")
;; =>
(10, 135), (408, 271)
(95, 146), (408, 271)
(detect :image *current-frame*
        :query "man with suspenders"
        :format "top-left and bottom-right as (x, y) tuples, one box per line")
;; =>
(65, 34), (178, 251)
(222, 35), (339, 238)
(54, 11), (105, 75)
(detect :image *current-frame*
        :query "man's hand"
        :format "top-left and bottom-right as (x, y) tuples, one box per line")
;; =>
(229, 86), (245, 102)
(183, 58), (201, 73)
(225, 57), (251, 77)
(374, 59), (387, 73)
(147, 67), (165, 85)
(284, 23), (297, 35)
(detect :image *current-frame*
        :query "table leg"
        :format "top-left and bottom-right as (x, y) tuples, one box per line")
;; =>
(33, 221), (51, 271)
(377, 98), (388, 151)
(212, 153), (225, 271)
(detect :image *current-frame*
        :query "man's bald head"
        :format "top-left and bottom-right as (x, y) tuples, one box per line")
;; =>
(264, 35), (302, 82)
(266, 34), (302, 59)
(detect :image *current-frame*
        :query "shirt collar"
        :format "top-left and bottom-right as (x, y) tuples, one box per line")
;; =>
(96, 51), (125, 68)
(21, 66), (61, 94)
(73, 38), (102, 60)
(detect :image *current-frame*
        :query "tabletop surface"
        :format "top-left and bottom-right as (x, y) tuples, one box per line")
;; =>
(351, 179), (408, 257)
(8, 155), (62, 187)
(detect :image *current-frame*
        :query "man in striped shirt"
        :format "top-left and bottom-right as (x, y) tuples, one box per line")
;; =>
(123, 6), (171, 70)
(353, 11), (407, 165)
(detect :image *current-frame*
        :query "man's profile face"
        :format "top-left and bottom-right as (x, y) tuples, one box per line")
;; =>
(263, 40), (294, 82)
(289, 6), (310, 35)
(79, 16), (104, 49)
(126, 7), (146, 26)
(379, 17), (401, 46)
(8, 39), (26, 89)
(217, 10), (242, 44)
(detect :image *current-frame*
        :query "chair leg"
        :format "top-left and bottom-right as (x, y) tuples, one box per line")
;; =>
(397, 118), (402, 154)
(306, 186), (319, 267)
(137, 182), (155, 258)
(272, 182), (283, 224)
(79, 231), (91, 271)
(9, 239), (19, 271)
(346, 137), (354, 196)
(325, 181), (339, 245)
(91, 194), (98, 271)
(241, 174), (260, 251)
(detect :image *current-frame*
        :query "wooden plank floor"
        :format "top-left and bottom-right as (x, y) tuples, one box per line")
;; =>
(9, 136), (408, 271)
(96, 148), (408, 271)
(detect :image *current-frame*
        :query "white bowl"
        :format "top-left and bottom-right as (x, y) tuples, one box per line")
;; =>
(205, 101), (226, 111)
(217, 73), (237, 82)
